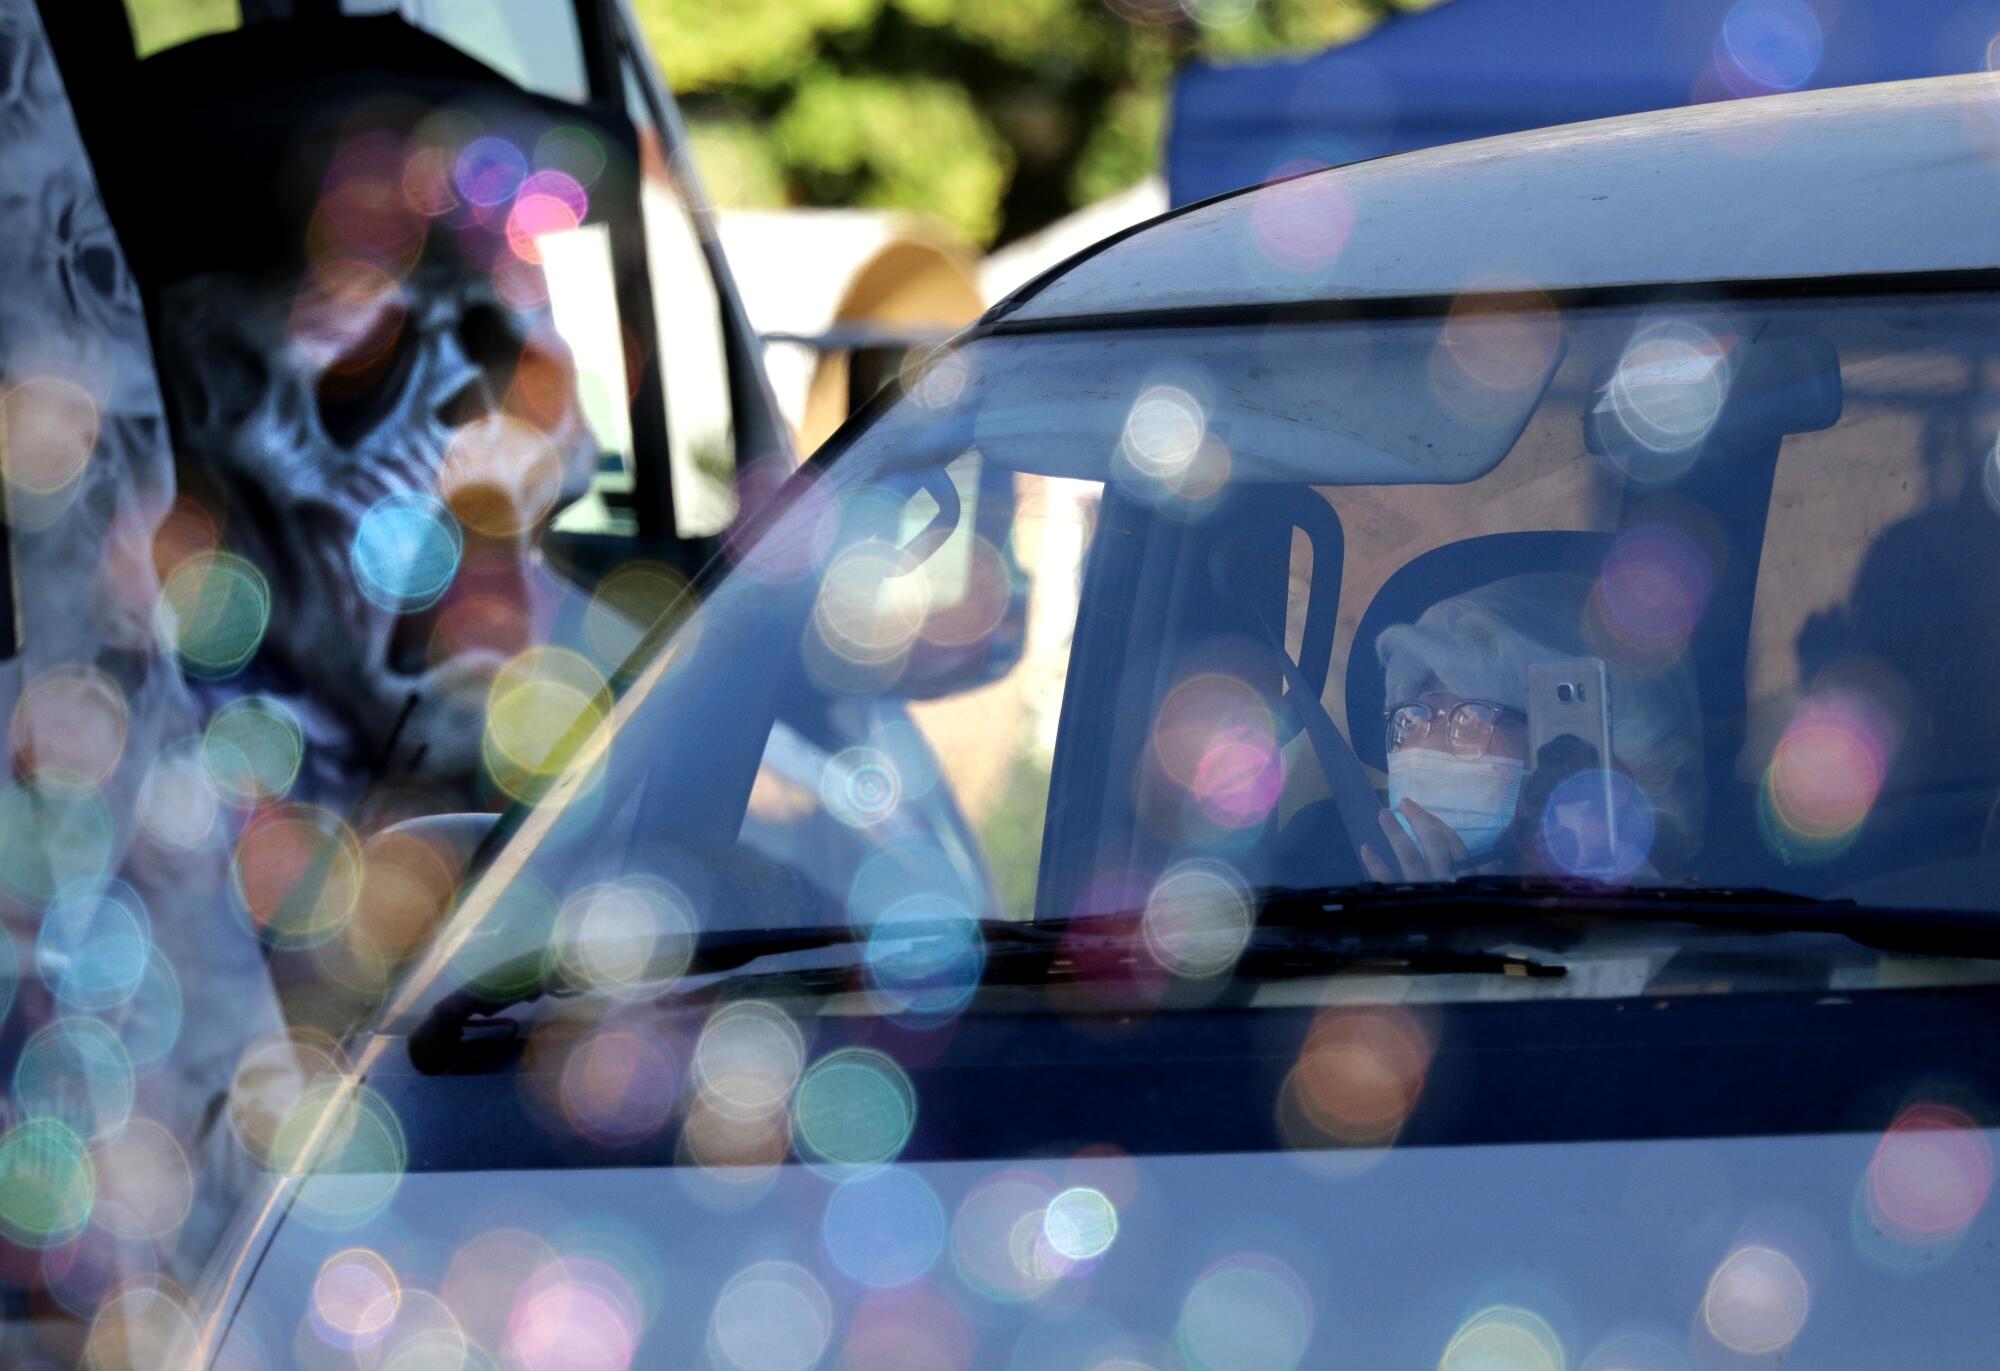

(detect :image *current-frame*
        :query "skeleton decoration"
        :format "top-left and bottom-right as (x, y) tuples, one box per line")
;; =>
(152, 99), (603, 821)
(0, 0), (287, 1346)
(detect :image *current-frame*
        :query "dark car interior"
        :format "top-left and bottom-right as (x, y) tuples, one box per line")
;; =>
(1028, 321), (1847, 917)
(37, 0), (771, 586)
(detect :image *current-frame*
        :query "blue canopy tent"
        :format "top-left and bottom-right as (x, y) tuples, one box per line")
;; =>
(1167, 0), (2000, 206)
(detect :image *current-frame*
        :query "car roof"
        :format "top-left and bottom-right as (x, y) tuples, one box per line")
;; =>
(1001, 75), (2000, 324)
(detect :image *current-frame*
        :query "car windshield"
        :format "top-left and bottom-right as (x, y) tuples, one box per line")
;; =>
(411, 284), (2000, 1000)
(213, 283), (2000, 1371)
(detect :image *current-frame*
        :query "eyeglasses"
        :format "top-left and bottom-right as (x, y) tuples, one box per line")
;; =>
(1384, 694), (1526, 761)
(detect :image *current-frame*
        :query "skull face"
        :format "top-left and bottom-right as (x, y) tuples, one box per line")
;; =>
(155, 239), (596, 800)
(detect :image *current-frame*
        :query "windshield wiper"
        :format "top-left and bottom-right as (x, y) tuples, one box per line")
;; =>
(1259, 877), (2000, 959)
(409, 918), (1052, 1074)
(406, 914), (1563, 1075)
(405, 880), (2000, 1074)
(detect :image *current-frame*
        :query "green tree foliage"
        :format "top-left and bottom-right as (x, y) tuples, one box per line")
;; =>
(115, 0), (1440, 246)
(640, 0), (1441, 246)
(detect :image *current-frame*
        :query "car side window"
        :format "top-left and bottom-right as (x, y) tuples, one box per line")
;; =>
(341, 0), (588, 101)
(736, 461), (1097, 921)
(123, 0), (242, 56)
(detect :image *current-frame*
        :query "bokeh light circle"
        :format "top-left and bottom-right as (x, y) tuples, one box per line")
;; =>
(118, 948), (185, 1072)
(0, 782), (114, 902)
(559, 1025), (681, 1146)
(1192, 725), (1286, 828)
(0, 926), (23, 1028)
(582, 562), (692, 671)
(402, 142), (459, 217)
(681, 1086), (793, 1180)
(1176, 1255), (1314, 1371)
(848, 840), (980, 927)
(504, 1258), (638, 1371)
(1867, 1103), (1994, 1244)
(1702, 1245), (1808, 1355)
(292, 257), (406, 373)
(814, 543), (930, 668)
(269, 1081), (408, 1229)
(1247, 172), (1356, 273)
(555, 877), (697, 994)
(822, 747), (902, 829)
(507, 173), (588, 265)
(1720, 0), (1823, 92)
(156, 551), (271, 678)
(793, 1048), (917, 1170)
(1438, 1305), (1565, 1371)
(1153, 674), (1275, 782)
(442, 1227), (559, 1353)
(439, 414), (566, 538)
(917, 532), (1014, 649)
(1121, 385), (1206, 480)
(85, 1279), (200, 1371)
(1538, 769), (1656, 881)
(1142, 859), (1252, 978)
(1578, 1331), (1690, 1371)
(536, 125), (609, 187)
(232, 805), (364, 949)
(492, 250), (554, 310)
(693, 1001), (806, 1122)
(311, 1246), (402, 1350)
(0, 376), (98, 496)
(484, 646), (609, 783)
(350, 492), (463, 613)
(821, 1166), (947, 1288)
(91, 1118), (194, 1243)
(37, 878), (152, 1012)
(202, 695), (306, 807)
(951, 1172), (1061, 1302)
(1436, 286), (1563, 394)
(709, 1261), (833, 1371)
(226, 1028), (347, 1166)
(1043, 1186), (1119, 1261)
(374, 1288), (470, 1371)
(836, 1281), (972, 1371)
(1291, 1005), (1432, 1147)
(15, 1015), (135, 1141)
(455, 136), (528, 207)
(1592, 526), (1713, 663)
(1760, 693), (1890, 862)
(865, 898), (986, 1024)
(9, 663), (128, 795)
(903, 349), (970, 409)
(0, 1119), (94, 1247)
(135, 747), (222, 852)
(1602, 322), (1730, 475)
(348, 827), (463, 966)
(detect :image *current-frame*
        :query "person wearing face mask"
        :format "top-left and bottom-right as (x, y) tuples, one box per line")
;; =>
(1360, 572), (1705, 882)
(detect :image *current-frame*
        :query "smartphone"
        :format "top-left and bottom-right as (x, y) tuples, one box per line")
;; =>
(1527, 657), (1617, 870)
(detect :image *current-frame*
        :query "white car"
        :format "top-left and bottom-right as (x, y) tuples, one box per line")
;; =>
(170, 72), (2000, 1369)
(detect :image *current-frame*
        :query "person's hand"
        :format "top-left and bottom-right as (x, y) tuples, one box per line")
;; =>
(1361, 799), (1468, 882)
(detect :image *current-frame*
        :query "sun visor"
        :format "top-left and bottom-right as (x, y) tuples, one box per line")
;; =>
(952, 313), (1565, 486)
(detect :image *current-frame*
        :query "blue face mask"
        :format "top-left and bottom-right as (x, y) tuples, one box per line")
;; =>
(1387, 749), (1526, 857)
